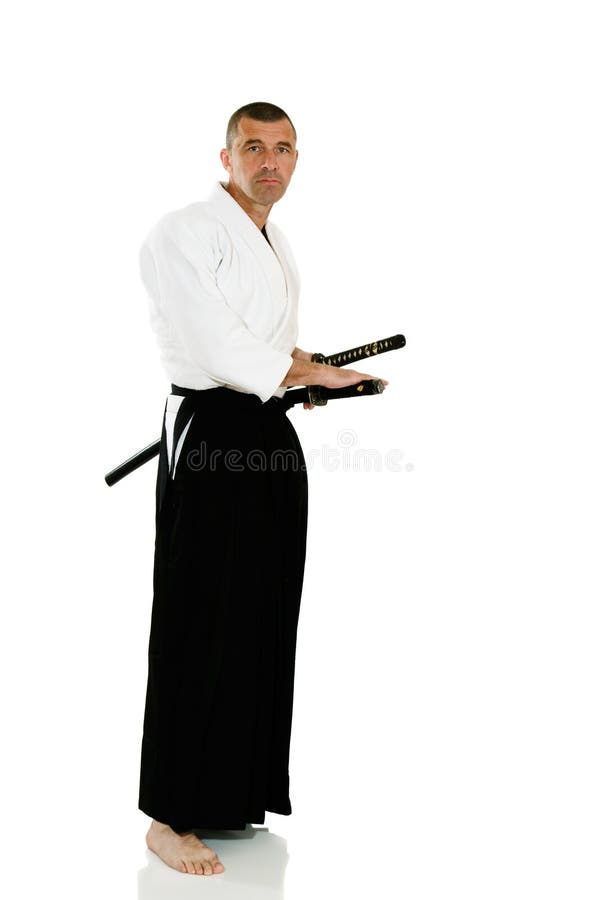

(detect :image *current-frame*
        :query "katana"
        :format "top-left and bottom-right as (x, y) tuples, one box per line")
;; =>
(105, 333), (405, 486)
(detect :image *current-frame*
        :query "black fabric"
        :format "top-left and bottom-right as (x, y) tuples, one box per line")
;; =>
(139, 387), (308, 830)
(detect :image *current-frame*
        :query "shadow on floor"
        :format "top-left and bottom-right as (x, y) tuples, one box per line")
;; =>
(138, 825), (288, 898)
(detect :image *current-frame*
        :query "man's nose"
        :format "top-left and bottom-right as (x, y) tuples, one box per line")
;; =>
(261, 151), (278, 170)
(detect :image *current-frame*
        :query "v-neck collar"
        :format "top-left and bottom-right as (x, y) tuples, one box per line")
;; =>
(208, 182), (286, 286)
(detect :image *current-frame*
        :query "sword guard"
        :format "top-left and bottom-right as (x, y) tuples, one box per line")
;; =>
(307, 385), (328, 406)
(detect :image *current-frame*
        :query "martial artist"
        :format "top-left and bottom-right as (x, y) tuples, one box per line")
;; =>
(138, 101), (388, 876)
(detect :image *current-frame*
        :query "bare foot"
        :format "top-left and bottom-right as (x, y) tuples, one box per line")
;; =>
(146, 819), (225, 875)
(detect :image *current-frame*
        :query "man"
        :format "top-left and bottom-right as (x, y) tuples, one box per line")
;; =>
(138, 101), (388, 876)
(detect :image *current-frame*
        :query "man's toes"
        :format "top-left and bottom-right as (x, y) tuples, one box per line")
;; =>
(213, 860), (225, 873)
(202, 861), (214, 875)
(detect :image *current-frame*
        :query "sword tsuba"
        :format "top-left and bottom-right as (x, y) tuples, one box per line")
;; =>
(307, 385), (328, 406)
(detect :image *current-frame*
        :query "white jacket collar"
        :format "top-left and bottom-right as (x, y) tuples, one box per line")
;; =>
(208, 182), (289, 297)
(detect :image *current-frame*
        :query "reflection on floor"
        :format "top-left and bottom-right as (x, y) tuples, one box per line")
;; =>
(137, 826), (288, 899)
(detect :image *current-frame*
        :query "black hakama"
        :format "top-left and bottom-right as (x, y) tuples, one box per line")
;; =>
(138, 386), (308, 832)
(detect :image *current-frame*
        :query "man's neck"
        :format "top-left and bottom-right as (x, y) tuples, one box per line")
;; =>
(224, 182), (272, 231)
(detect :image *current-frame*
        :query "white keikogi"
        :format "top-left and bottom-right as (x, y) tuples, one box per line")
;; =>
(140, 181), (299, 404)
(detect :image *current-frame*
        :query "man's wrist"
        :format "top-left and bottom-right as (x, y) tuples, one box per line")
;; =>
(281, 358), (328, 387)
(291, 347), (314, 362)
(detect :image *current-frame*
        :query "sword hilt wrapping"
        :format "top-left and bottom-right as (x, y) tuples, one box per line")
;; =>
(311, 333), (405, 368)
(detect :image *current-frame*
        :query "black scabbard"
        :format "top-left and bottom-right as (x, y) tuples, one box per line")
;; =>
(281, 378), (386, 410)
(105, 440), (161, 487)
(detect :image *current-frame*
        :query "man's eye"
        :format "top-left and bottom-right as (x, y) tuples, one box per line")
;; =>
(276, 147), (289, 154)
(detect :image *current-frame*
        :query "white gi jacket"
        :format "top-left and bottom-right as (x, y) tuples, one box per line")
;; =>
(140, 182), (299, 404)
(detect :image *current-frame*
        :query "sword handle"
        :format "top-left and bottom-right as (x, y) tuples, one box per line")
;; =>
(311, 333), (405, 368)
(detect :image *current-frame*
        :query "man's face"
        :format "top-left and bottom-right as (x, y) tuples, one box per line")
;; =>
(220, 116), (298, 209)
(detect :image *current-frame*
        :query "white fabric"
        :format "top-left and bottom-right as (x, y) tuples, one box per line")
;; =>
(164, 393), (184, 470)
(140, 182), (299, 404)
(172, 413), (194, 479)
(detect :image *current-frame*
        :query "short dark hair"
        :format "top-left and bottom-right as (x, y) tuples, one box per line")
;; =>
(226, 101), (296, 150)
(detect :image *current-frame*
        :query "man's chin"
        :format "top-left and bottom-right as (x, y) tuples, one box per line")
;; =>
(254, 182), (286, 203)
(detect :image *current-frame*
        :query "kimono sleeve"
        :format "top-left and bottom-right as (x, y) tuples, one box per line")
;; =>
(141, 217), (294, 403)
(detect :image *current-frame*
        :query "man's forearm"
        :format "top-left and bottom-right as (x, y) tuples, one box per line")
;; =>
(284, 347), (323, 387)
(281, 357), (327, 387)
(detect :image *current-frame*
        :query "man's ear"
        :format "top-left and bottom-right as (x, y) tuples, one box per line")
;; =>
(220, 148), (232, 173)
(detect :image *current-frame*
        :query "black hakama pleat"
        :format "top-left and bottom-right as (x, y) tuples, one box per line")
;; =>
(138, 387), (308, 831)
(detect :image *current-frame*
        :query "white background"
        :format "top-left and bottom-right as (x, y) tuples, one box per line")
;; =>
(2, 1), (599, 897)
